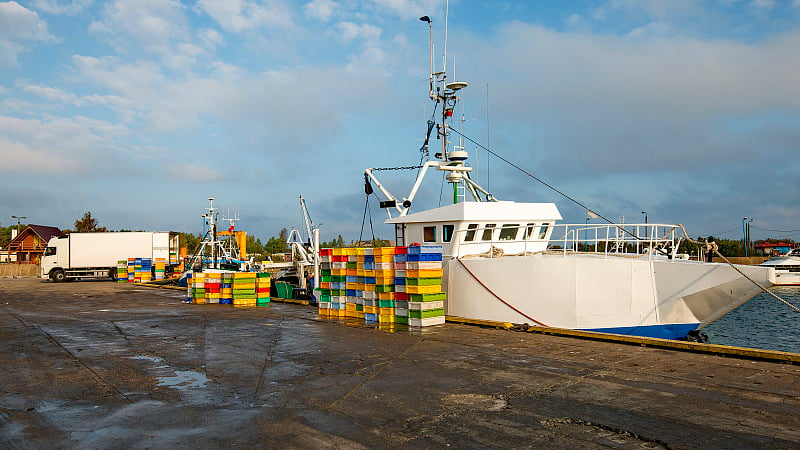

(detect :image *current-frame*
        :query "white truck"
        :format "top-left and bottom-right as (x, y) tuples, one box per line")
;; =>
(40, 232), (180, 282)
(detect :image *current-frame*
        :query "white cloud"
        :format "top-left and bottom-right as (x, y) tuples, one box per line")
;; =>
(30, 0), (94, 15)
(304, 0), (337, 22)
(196, 0), (294, 33)
(0, 115), (128, 174)
(565, 14), (592, 33)
(335, 21), (382, 43)
(0, 1), (53, 64)
(369, 0), (445, 21)
(0, 1), (52, 39)
(627, 21), (674, 38)
(197, 28), (224, 50)
(21, 84), (77, 103)
(605, 0), (702, 21)
(89, 0), (188, 54)
(749, 0), (776, 11)
(457, 22), (800, 177)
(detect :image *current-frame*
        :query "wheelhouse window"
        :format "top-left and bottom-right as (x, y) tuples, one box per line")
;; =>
(464, 224), (479, 242)
(443, 224), (454, 242)
(538, 223), (550, 240)
(482, 224), (496, 241)
(525, 223), (537, 240)
(499, 224), (519, 241)
(423, 226), (437, 243)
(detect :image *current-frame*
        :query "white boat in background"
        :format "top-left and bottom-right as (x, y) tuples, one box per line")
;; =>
(759, 248), (800, 286)
(363, 15), (776, 340)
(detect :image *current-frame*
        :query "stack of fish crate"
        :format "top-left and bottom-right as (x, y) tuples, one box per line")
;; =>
(374, 247), (395, 323)
(189, 272), (205, 304)
(142, 258), (153, 283)
(315, 245), (446, 327)
(154, 258), (166, 280)
(256, 272), (271, 305)
(232, 272), (256, 306)
(344, 248), (358, 318)
(331, 248), (347, 317)
(204, 272), (222, 304)
(405, 245), (445, 326)
(220, 273), (233, 304)
(317, 248), (333, 315)
(393, 247), (408, 324)
(117, 261), (127, 283)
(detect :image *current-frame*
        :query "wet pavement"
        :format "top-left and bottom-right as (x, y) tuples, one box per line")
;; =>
(1, 277), (799, 448)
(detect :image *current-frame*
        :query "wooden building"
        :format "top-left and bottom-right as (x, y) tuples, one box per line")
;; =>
(5, 225), (64, 264)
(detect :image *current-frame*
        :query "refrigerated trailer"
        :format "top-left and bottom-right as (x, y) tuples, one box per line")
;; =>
(40, 232), (180, 282)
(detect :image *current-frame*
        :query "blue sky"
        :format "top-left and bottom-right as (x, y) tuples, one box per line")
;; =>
(1, 0), (799, 244)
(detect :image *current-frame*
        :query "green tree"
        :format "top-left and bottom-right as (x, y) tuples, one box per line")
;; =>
(246, 235), (265, 261)
(0, 225), (21, 247)
(264, 234), (288, 256)
(179, 232), (202, 255)
(74, 212), (106, 232)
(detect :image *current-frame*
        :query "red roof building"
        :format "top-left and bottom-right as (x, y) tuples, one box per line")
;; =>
(753, 241), (794, 256)
(4, 225), (64, 264)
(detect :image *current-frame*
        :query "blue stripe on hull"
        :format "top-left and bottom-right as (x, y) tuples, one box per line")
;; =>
(582, 323), (700, 340)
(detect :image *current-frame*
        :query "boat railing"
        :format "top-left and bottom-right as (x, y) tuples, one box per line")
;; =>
(453, 223), (685, 261)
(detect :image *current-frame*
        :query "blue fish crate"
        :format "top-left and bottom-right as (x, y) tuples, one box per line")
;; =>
(394, 277), (406, 285)
(393, 254), (407, 262)
(220, 298), (233, 304)
(363, 262), (375, 270)
(365, 277), (376, 284)
(346, 275), (357, 282)
(406, 253), (443, 262)
(364, 255), (374, 263)
(407, 245), (442, 254)
(365, 313), (378, 322)
(346, 289), (357, 296)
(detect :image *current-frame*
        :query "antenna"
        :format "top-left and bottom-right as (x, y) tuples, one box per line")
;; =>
(444, 0), (448, 75)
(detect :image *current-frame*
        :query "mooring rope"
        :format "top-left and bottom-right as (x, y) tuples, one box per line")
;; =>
(455, 257), (548, 326)
(677, 225), (800, 314)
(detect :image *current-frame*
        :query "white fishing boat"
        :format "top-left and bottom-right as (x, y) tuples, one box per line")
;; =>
(363, 15), (775, 340)
(759, 248), (800, 286)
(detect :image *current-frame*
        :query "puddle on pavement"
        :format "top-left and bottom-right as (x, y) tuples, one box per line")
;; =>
(126, 355), (209, 393)
(157, 370), (210, 389)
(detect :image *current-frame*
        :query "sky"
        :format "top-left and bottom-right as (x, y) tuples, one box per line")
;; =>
(1, 0), (799, 245)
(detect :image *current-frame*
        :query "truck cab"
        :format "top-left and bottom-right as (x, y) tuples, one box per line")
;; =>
(40, 236), (69, 281)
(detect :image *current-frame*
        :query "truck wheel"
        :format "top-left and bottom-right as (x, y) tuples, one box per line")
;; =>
(108, 268), (117, 281)
(51, 270), (66, 283)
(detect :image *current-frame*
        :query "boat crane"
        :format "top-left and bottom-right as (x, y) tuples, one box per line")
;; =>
(271, 195), (321, 298)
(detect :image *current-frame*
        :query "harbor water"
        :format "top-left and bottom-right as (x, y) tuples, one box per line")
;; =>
(703, 286), (800, 354)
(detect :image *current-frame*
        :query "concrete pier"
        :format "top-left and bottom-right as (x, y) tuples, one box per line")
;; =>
(1, 278), (798, 448)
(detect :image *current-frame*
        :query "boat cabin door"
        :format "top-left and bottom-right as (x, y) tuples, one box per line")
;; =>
(395, 224), (406, 247)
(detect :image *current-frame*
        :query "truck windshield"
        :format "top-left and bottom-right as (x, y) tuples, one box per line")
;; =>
(44, 247), (56, 256)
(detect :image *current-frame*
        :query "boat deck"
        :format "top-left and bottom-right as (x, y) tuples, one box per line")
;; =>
(1, 278), (799, 448)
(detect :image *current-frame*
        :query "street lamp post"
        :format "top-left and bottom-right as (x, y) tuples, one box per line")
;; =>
(742, 217), (748, 257)
(11, 215), (26, 236)
(11, 215), (26, 264)
(585, 216), (590, 250)
(641, 211), (648, 239)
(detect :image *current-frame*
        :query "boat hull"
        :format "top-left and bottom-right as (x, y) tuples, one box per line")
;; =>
(444, 254), (775, 340)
